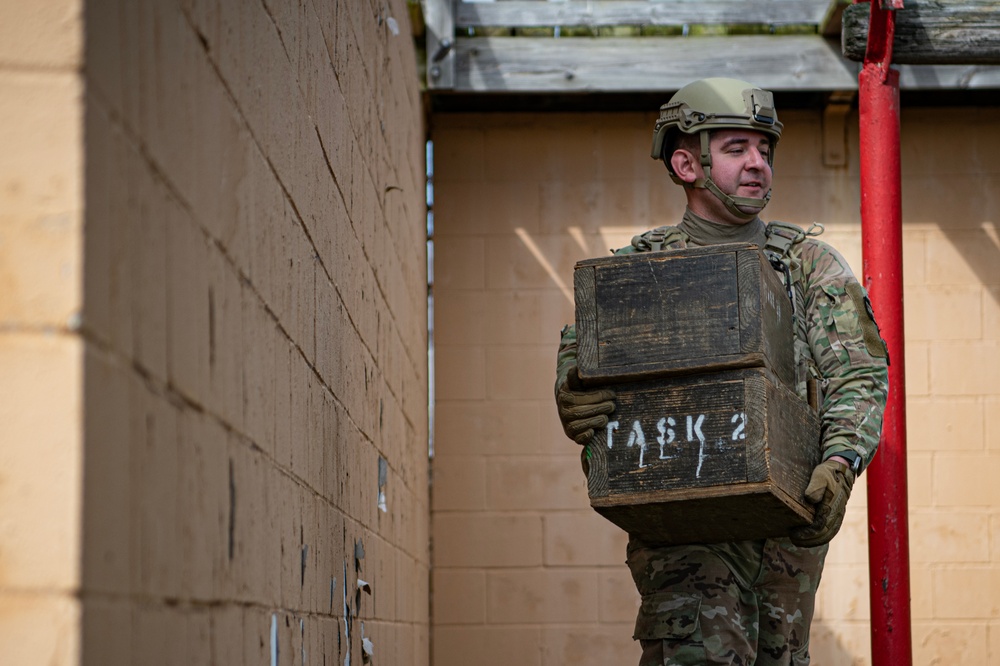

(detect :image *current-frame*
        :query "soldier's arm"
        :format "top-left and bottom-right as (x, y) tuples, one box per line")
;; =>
(802, 241), (890, 473)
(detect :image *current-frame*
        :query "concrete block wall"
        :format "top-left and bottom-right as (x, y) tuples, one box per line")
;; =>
(2, 0), (429, 663)
(0, 1), (85, 663)
(431, 109), (1000, 664)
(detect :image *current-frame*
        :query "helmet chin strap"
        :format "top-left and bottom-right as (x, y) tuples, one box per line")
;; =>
(692, 130), (771, 221)
(704, 179), (771, 220)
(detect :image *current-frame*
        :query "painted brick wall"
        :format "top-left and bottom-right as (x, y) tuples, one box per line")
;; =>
(0, 1), (85, 663)
(430, 109), (1000, 665)
(1, 0), (428, 663)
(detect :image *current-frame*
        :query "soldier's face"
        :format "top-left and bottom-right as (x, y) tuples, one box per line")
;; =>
(707, 129), (773, 207)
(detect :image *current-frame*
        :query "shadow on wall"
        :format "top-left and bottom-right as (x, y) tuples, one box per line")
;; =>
(940, 221), (1000, 305)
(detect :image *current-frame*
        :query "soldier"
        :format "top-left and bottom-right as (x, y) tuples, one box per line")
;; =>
(554, 78), (889, 665)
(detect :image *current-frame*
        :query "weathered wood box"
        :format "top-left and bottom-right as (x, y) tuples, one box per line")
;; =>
(575, 242), (795, 389)
(573, 243), (821, 545)
(584, 368), (821, 544)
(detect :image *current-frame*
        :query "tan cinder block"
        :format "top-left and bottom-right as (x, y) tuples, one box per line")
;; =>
(767, 175), (861, 230)
(0, 70), (82, 218)
(931, 341), (1000, 396)
(432, 126), (485, 184)
(903, 232), (928, 287)
(933, 568), (1000, 619)
(433, 237), (487, 290)
(808, 621), (871, 666)
(129, 162), (170, 380)
(987, 286), (1000, 340)
(486, 569), (598, 623)
(83, 99), (132, 353)
(206, 247), (244, 431)
(905, 341), (930, 397)
(433, 290), (488, 346)
(598, 568), (640, 623)
(434, 180), (540, 236)
(433, 626), (541, 666)
(0, 0), (81, 68)
(907, 452), (933, 508)
(0, 592), (80, 666)
(541, 624), (640, 665)
(431, 569), (486, 625)
(208, 605), (245, 663)
(167, 211), (211, 404)
(991, 397), (1000, 452)
(273, 339), (293, 470)
(538, 179), (653, 234)
(482, 119), (600, 184)
(176, 411), (229, 600)
(909, 511), (990, 564)
(913, 622), (988, 666)
(485, 234), (590, 292)
(823, 508), (869, 566)
(434, 399), (542, 458)
(905, 285), (983, 341)
(435, 344), (486, 401)
(934, 453), (1000, 506)
(483, 291), (548, 346)
(594, 115), (654, 178)
(814, 564), (870, 622)
(926, 229), (1000, 286)
(81, 596), (131, 664)
(0, 333), (82, 590)
(543, 510), (628, 566)
(487, 345), (556, 401)
(81, 345), (131, 595)
(486, 457), (588, 511)
(241, 292), (276, 456)
(431, 455), (487, 512)
(432, 512), (543, 568)
(991, 620), (1000, 664)
(129, 378), (180, 599)
(909, 563), (933, 621)
(0, 71), (82, 327)
(907, 397), (984, 452)
(900, 108), (1000, 177)
(904, 175), (1000, 229)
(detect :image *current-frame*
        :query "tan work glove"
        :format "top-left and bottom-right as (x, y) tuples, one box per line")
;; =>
(790, 459), (856, 548)
(555, 363), (616, 446)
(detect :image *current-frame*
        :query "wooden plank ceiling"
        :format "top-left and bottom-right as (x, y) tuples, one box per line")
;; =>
(424, 0), (1000, 94)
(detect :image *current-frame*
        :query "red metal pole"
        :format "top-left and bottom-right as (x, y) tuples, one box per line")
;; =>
(856, 2), (913, 665)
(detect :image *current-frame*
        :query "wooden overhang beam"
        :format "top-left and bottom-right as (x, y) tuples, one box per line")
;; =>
(450, 35), (1000, 93)
(426, 0), (1000, 93)
(843, 0), (1000, 65)
(425, 0), (456, 89)
(455, 0), (828, 28)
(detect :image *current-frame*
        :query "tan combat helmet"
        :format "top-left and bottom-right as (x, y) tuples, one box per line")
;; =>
(651, 77), (783, 220)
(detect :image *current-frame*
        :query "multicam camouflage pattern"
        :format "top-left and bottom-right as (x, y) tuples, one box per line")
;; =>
(555, 217), (888, 665)
(629, 537), (825, 666)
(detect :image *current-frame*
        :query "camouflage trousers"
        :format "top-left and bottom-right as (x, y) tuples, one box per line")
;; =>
(628, 537), (828, 666)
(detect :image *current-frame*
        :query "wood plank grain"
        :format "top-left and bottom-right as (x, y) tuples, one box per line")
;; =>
(456, 0), (827, 28)
(586, 368), (819, 545)
(843, 0), (1000, 65)
(454, 35), (861, 92)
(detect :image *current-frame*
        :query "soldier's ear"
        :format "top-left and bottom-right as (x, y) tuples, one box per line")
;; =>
(670, 149), (699, 184)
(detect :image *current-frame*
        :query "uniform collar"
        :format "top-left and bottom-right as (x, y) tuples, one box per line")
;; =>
(678, 208), (766, 248)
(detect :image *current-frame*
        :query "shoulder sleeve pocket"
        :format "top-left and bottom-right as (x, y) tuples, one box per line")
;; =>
(633, 592), (701, 640)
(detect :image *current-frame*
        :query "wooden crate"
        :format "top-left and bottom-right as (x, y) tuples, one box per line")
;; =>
(585, 367), (821, 545)
(574, 243), (795, 389)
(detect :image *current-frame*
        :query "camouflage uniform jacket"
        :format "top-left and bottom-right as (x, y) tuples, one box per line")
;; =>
(555, 218), (889, 661)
